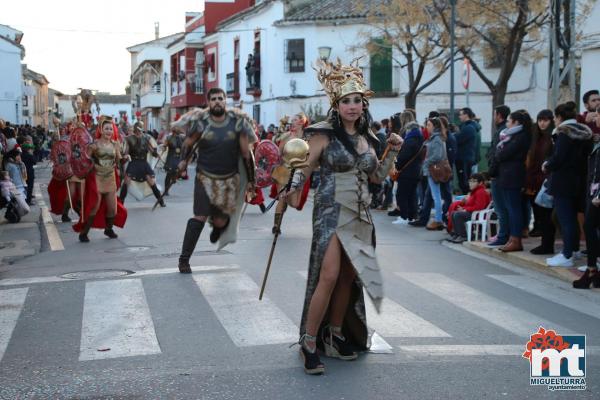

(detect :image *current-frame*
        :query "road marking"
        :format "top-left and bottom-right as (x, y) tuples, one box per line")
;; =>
(297, 270), (402, 353)
(365, 297), (451, 338)
(396, 273), (572, 338)
(34, 183), (64, 251)
(488, 274), (600, 321)
(79, 279), (161, 360)
(398, 345), (600, 356)
(0, 288), (29, 362)
(193, 270), (298, 347)
(0, 265), (239, 287)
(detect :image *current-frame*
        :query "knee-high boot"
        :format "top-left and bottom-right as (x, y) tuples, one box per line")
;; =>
(61, 202), (71, 222)
(178, 218), (205, 273)
(78, 215), (96, 243)
(119, 184), (128, 203)
(151, 184), (165, 207)
(164, 173), (174, 196)
(104, 216), (118, 239)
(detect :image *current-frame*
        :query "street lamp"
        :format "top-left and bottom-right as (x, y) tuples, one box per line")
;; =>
(318, 46), (332, 61)
(450, 0), (457, 123)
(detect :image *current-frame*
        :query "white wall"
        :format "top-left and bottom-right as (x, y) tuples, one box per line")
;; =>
(0, 39), (23, 124)
(217, 0), (551, 142)
(96, 102), (132, 124)
(581, 49), (600, 107)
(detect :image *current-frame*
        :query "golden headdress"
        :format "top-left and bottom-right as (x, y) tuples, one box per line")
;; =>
(315, 58), (374, 106)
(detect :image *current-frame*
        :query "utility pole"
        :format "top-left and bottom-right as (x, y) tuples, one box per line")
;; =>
(450, 0), (457, 122)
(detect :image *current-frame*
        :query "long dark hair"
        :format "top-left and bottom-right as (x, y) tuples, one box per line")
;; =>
(509, 110), (533, 134)
(329, 97), (379, 156)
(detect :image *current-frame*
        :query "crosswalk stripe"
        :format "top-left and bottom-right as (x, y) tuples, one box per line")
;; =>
(364, 297), (451, 338)
(193, 271), (298, 347)
(79, 279), (161, 361)
(398, 344), (600, 356)
(0, 288), (28, 362)
(297, 271), (414, 348)
(298, 270), (449, 338)
(396, 273), (572, 338)
(488, 274), (600, 321)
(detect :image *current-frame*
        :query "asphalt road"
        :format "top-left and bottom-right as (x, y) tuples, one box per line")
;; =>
(0, 166), (598, 399)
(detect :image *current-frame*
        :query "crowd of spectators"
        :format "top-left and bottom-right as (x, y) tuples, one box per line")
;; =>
(367, 91), (600, 289)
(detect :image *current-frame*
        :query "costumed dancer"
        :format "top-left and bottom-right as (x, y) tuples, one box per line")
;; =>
(47, 119), (76, 222)
(281, 59), (402, 374)
(245, 128), (268, 213)
(119, 121), (165, 207)
(269, 113), (311, 234)
(161, 127), (185, 196)
(172, 88), (257, 273)
(74, 116), (127, 242)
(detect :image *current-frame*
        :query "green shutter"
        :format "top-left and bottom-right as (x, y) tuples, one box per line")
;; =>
(370, 39), (392, 93)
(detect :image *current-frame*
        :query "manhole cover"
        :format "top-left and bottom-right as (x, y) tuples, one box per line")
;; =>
(104, 246), (153, 254)
(60, 269), (135, 280)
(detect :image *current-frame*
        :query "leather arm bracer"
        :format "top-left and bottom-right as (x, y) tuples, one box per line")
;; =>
(374, 149), (399, 181)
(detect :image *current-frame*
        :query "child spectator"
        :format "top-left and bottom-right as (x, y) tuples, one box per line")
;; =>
(445, 173), (491, 243)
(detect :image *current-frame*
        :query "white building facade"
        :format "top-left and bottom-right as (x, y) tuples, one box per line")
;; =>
(127, 33), (184, 132)
(580, 0), (600, 110)
(214, 0), (550, 145)
(0, 25), (25, 124)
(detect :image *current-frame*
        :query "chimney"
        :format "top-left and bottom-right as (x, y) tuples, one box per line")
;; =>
(154, 22), (159, 39)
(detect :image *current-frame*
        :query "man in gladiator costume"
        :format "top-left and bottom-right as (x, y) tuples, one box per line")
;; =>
(172, 88), (257, 273)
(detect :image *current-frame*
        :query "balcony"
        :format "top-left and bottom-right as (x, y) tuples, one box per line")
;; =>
(140, 85), (164, 108)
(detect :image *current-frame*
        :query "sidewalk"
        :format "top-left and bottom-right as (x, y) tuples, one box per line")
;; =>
(461, 237), (586, 284)
(0, 200), (42, 266)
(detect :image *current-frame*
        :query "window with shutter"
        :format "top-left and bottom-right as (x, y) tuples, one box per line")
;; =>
(285, 39), (305, 73)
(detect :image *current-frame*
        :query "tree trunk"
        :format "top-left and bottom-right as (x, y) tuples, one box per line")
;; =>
(405, 91), (417, 110)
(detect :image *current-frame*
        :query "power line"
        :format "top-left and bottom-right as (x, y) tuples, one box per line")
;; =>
(16, 26), (150, 35)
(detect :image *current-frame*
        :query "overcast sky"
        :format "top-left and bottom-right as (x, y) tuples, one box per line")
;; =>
(3, 0), (202, 95)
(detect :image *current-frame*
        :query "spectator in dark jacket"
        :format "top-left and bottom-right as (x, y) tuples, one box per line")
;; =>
(20, 141), (36, 204)
(389, 112), (424, 222)
(456, 107), (478, 194)
(488, 105), (511, 246)
(525, 110), (554, 251)
(495, 110), (532, 252)
(573, 128), (600, 288)
(544, 102), (593, 267)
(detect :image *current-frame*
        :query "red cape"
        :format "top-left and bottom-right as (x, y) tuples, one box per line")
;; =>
(269, 178), (311, 210)
(72, 170), (127, 232)
(48, 178), (69, 215)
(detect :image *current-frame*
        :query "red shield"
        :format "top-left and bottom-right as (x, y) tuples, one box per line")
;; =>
(50, 140), (73, 181)
(70, 127), (94, 178)
(254, 140), (281, 188)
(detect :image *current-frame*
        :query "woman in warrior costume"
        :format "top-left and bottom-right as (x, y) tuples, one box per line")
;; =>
(270, 112), (311, 234)
(76, 117), (126, 242)
(283, 60), (402, 375)
(162, 127), (185, 196)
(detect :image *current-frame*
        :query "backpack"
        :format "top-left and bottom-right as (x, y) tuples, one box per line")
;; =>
(4, 197), (21, 223)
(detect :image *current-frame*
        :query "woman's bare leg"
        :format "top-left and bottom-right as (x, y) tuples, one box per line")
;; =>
(304, 234), (342, 349)
(328, 259), (357, 328)
(104, 191), (117, 217)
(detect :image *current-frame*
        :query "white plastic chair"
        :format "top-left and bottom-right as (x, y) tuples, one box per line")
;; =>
(466, 203), (497, 242)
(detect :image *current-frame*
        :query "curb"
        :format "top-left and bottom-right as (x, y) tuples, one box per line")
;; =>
(452, 239), (583, 284)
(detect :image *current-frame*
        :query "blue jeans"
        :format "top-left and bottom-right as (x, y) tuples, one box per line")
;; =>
(427, 176), (443, 222)
(491, 180), (509, 241)
(502, 188), (524, 237)
(554, 195), (578, 258)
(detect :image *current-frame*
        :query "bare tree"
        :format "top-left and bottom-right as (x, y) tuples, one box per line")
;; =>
(434, 0), (549, 109)
(360, 0), (454, 109)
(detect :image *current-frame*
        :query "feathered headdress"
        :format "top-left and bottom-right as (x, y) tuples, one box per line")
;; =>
(315, 58), (374, 106)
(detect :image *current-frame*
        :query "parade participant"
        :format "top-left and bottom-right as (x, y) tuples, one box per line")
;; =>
(161, 127), (185, 196)
(119, 121), (164, 206)
(172, 88), (257, 273)
(270, 112), (310, 234)
(282, 59), (402, 375)
(74, 117), (127, 242)
(47, 119), (76, 222)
